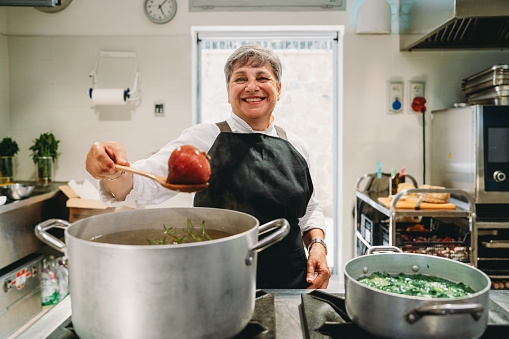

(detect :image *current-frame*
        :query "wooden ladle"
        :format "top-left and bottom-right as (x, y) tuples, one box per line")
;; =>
(114, 164), (209, 193)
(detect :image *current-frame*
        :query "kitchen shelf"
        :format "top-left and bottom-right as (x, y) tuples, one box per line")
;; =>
(354, 173), (477, 267)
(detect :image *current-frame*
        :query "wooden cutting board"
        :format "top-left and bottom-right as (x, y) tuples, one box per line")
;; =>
(378, 197), (456, 210)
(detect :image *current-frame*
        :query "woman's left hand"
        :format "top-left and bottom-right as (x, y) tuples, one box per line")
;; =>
(306, 241), (331, 289)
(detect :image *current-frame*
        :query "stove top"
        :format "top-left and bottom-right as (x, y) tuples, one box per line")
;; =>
(46, 290), (276, 339)
(301, 290), (509, 339)
(21, 289), (509, 339)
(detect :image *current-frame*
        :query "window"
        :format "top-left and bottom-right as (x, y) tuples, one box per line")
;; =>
(192, 27), (344, 277)
(189, 0), (345, 11)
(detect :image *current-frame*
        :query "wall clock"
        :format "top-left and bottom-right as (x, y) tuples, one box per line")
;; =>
(35, 0), (72, 13)
(144, 0), (177, 24)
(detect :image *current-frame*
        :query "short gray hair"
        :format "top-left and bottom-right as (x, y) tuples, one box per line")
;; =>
(224, 44), (282, 88)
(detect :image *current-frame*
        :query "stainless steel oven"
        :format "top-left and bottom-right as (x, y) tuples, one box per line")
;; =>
(431, 105), (509, 205)
(431, 105), (509, 286)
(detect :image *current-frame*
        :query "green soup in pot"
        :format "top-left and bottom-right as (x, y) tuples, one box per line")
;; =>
(357, 272), (476, 298)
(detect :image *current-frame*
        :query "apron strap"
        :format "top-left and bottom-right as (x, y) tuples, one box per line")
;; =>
(216, 121), (232, 133)
(216, 121), (288, 141)
(274, 125), (288, 141)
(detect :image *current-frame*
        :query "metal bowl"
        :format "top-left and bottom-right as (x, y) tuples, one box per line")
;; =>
(0, 183), (35, 200)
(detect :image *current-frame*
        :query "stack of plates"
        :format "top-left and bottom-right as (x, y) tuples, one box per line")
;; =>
(462, 65), (509, 105)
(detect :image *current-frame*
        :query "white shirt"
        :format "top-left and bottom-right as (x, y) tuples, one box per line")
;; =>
(100, 113), (325, 235)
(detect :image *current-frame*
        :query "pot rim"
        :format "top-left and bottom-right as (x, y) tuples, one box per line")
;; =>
(65, 207), (260, 250)
(344, 252), (492, 301)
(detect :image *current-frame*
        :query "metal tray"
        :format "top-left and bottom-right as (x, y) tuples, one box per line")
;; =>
(468, 85), (509, 100)
(462, 65), (509, 95)
(468, 97), (509, 106)
(463, 74), (509, 95)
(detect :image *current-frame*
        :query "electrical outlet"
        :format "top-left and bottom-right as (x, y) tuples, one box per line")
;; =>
(387, 81), (404, 114)
(409, 81), (425, 113)
(154, 103), (164, 116)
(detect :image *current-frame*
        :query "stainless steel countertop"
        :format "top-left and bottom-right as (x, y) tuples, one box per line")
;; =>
(0, 181), (66, 214)
(15, 289), (509, 339)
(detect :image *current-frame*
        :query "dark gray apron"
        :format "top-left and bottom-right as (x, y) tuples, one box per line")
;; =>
(194, 121), (314, 289)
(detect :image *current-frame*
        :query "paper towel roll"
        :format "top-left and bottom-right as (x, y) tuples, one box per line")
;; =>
(91, 89), (127, 105)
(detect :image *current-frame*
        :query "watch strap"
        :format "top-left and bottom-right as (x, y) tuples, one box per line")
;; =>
(307, 238), (327, 255)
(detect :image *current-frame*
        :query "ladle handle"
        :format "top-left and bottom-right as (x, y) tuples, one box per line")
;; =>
(115, 164), (159, 181)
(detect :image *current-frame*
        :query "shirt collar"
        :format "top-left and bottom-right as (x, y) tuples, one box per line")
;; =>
(228, 112), (276, 135)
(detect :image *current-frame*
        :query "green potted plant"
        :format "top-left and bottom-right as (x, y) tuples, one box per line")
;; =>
(29, 132), (60, 186)
(0, 137), (20, 184)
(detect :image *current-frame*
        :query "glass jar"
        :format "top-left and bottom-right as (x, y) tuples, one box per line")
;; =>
(0, 156), (14, 184)
(37, 156), (53, 186)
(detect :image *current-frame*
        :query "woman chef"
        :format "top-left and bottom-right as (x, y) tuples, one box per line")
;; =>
(86, 44), (331, 289)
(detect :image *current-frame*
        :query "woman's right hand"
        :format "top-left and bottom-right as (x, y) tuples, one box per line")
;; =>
(86, 142), (130, 180)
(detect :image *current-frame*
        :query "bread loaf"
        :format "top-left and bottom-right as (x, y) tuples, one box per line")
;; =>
(420, 184), (450, 204)
(397, 182), (418, 197)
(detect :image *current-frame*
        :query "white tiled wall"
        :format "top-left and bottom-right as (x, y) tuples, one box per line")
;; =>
(2, 0), (509, 275)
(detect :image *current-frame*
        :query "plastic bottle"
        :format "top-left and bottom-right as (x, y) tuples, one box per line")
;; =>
(389, 168), (399, 196)
(41, 256), (59, 305)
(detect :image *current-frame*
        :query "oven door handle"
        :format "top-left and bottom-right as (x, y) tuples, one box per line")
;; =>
(482, 240), (509, 249)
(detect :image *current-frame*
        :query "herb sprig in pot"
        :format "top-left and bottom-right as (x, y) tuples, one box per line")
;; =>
(29, 132), (60, 185)
(0, 137), (20, 183)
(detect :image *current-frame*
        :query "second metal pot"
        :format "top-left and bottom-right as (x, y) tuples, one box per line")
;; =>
(35, 207), (289, 339)
(344, 247), (491, 339)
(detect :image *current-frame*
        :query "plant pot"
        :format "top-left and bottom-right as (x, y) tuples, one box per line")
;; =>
(36, 156), (53, 186)
(0, 156), (14, 184)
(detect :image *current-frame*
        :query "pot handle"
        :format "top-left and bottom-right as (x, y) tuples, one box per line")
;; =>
(245, 218), (290, 265)
(406, 303), (484, 324)
(34, 219), (71, 253)
(367, 246), (403, 255)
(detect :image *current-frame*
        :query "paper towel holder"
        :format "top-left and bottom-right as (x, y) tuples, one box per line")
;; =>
(89, 51), (141, 104)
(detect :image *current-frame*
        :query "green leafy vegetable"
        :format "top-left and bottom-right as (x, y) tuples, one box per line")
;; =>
(146, 236), (169, 245)
(357, 272), (476, 298)
(146, 219), (211, 245)
(202, 221), (212, 241)
(0, 137), (20, 157)
(163, 225), (185, 244)
(29, 132), (60, 163)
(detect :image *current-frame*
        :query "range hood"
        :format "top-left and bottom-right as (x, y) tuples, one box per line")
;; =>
(400, 0), (509, 51)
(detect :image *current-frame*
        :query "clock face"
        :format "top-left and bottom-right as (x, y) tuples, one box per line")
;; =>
(144, 0), (177, 24)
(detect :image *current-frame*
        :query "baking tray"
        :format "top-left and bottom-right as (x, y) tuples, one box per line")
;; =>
(467, 85), (509, 105)
(462, 65), (509, 95)
(463, 74), (509, 95)
(468, 97), (509, 106)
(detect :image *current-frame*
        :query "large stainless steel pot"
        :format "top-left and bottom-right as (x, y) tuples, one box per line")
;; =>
(344, 246), (491, 339)
(35, 207), (289, 339)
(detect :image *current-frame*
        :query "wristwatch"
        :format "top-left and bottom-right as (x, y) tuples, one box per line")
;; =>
(307, 238), (328, 255)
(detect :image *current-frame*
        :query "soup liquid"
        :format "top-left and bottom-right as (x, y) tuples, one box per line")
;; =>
(90, 226), (233, 245)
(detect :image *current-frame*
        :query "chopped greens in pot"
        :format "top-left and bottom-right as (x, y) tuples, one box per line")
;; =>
(357, 272), (476, 298)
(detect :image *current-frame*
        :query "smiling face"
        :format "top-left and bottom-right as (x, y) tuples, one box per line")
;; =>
(227, 60), (281, 131)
